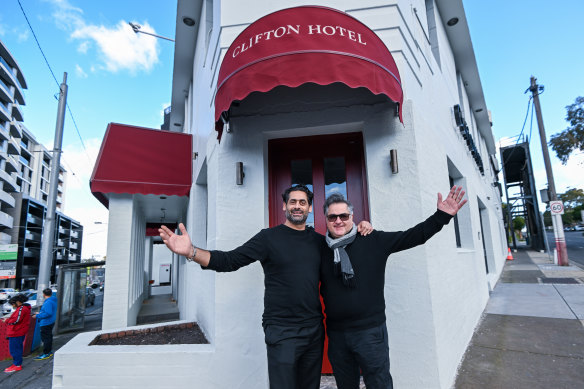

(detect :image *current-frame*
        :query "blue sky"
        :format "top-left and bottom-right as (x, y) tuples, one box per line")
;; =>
(1, 0), (177, 258)
(0, 1), (582, 257)
(464, 0), (584, 199)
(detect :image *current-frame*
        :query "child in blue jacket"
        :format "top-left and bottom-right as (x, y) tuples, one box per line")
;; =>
(32, 288), (57, 360)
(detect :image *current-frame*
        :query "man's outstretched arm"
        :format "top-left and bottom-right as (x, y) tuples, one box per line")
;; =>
(379, 185), (468, 254)
(159, 223), (211, 266)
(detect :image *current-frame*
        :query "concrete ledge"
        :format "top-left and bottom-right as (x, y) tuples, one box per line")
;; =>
(53, 320), (215, 388)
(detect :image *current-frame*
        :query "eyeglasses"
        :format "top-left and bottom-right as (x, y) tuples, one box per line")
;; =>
(326, 213), (351, 222)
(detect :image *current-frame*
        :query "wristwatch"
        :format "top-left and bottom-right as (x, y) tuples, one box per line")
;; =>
(186, 245), (197, 262)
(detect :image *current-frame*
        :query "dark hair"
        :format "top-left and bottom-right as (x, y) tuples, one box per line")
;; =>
(323, 193), (354, 215)
(43, 288), (53, 297)
(282, 184), (314, 205)
(9, 294), (28, 305)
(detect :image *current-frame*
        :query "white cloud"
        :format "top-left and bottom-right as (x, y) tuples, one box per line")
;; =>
(72, 21), (159, 74)
(17, 29), (29, 42)
(58, 137), (109, 258)
(60, 138), (101, 190)
(75, 64), (88, 78)
(77, 40), (90, 53)
(66, 204), (109, 258)
(48, 0), (160, 74)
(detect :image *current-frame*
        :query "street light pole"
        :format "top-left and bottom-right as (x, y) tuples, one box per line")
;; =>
(529, 76), (569, 266)
(128, 22), (175, 42)
(37, 73), (68, 302)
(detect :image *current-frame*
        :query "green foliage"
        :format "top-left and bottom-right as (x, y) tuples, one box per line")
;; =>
(546, 187), (584, 225)
(512, 217), (525, 231)
(558, 188), (584, 208)
(549, 96), (584, 164)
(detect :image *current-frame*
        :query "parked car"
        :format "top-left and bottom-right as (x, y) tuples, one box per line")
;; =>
(0, 288), (17, 304)
(574, 225), (584, 231)
(1, 292), (37, 315)
(85, 288), (96, 306)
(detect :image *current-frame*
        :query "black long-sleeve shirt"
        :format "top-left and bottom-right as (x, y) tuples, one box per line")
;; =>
(320, 210), (453, 331)
(206, 224), (325, 327)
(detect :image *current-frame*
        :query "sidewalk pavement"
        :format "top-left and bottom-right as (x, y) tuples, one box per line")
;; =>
(0, 309), (102, 389)
(454, 248), (584, 389)
(4, 252), (582, 389)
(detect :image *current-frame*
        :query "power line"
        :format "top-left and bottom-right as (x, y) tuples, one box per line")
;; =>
(18, 0), (93, 166)
(16, 0), (59, 86)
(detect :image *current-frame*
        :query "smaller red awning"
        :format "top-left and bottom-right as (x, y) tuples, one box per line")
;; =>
(90, 123), (192, 208)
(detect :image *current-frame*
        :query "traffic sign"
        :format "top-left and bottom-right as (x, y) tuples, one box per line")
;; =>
(550, 201), (564, 215)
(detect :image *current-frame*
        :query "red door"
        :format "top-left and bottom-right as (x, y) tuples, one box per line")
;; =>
(268, 132), (370, 373)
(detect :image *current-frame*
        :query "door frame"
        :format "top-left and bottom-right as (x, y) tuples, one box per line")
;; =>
(268, 132), (370, 233)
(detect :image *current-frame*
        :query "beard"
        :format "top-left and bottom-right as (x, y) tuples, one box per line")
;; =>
(286, 208), (308, 225)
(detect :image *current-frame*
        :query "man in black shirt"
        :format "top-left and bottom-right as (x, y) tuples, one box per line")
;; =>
(320, 186), (467, 389)
(159, 184), (371, 389)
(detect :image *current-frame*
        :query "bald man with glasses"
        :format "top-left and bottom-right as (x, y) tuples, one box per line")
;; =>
(320, 186), (467, 389)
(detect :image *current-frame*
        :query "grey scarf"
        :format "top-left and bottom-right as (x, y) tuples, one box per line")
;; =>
(325, 224), (358, 287)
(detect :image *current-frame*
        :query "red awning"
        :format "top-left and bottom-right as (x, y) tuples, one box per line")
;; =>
(90, 123), (192, 208)
(215, 6), (404, 134)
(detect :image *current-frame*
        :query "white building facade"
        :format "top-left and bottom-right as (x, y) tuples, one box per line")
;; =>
(55, 1), (508, 388)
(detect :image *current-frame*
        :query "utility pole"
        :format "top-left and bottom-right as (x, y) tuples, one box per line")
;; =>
(37, 72), (68, 302)
(529, 76), (569, 266)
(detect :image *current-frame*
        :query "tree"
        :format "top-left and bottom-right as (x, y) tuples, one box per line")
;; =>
(512, 217), (525, 231)
(558, 188), (584, 208)
(549, 96), (584, 164)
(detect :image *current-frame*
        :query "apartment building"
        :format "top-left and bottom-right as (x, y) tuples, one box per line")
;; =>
(0, 39), (81, 289)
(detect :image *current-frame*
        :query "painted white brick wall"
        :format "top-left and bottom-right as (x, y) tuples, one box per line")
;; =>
(55, 1), (507, 388)
(102, 194), (146, 329)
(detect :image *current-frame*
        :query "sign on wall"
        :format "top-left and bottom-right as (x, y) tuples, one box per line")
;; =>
(0, 244), (17, 260)
(0, 245), (18, 279)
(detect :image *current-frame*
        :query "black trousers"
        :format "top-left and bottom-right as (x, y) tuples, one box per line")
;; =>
(327, 323), (393, 389)
(264, 323), (324, 389)
(40, 323), (54, 354)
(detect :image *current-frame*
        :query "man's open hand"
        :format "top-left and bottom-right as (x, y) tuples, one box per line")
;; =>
(159, 223), (193, 257)
(437, 186), (468, 216)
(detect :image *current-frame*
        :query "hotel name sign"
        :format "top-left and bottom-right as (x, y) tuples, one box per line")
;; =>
(232, 24), (368, 58)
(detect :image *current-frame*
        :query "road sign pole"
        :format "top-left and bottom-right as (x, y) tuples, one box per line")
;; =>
(529, 76), (569, 266)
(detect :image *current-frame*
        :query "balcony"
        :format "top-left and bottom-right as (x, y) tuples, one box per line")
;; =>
(11, 104), (23, 122)
(0, 101), (10, 122)
(0, 231), (11, 245)
(0, 57), (24, 106)
(0, 78), (11, 103)
(0, 169), (19, 192)
(0, 190), (15, 208)
(69, 242), (78, 250)
(0, 210), (13, 228)
(9, 121), (22, 138)
(0, 122), (9, 141)
(26, 214), (43, 226)
(25, 230), (41, 242)
(7, 137), (20, 155)
(0, 187), (15, 208)
(5, 156), (19, 174)
(71, 230), (79, 239)
(57, 239), (64, 247)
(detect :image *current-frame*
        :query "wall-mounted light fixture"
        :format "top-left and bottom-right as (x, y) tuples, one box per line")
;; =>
(221, 113), (231, 133)
(236, 162), (245, 185)
(390, 149), (398, 174)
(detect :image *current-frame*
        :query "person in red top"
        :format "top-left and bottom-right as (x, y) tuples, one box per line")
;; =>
(2, 294), (31, 373)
